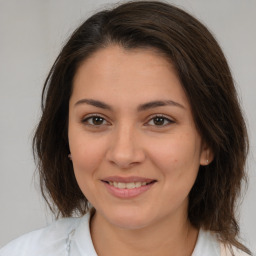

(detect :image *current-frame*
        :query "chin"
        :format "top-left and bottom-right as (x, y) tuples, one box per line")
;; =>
(103, 207), (153, 230)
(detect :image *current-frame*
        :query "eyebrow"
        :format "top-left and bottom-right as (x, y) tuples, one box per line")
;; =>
(137, 100), (185, 111)
(74, 99), (185, 111)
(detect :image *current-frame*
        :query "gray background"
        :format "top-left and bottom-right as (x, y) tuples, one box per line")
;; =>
(0, 0), (255, 253)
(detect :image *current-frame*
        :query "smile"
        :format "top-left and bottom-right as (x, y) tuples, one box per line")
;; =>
(101, 177), (157, 198)
(105, 181), (155, 189)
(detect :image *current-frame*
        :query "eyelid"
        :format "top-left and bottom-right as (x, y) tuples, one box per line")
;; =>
(81, 114), (110, 126)
(145, 114), (175, 127)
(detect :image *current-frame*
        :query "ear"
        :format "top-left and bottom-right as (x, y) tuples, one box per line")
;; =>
(200, 142), (214, 166)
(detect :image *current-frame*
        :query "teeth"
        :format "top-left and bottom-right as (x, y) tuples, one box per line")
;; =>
(135, 182), (142, 188)
(109, 181), (148, 189)
(117, 182), (126, 189)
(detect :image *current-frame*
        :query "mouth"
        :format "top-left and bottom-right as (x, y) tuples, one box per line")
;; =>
(101, 176), (157, 198)
(101, 180), (156, 189)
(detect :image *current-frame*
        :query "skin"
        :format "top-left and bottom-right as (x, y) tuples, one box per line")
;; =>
(68, 45), (212, 256)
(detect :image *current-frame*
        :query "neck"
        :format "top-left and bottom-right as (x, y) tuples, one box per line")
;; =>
(90, 211), (199, 256)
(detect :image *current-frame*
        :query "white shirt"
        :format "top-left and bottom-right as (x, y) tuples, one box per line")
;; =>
(0, 213), (247, 256)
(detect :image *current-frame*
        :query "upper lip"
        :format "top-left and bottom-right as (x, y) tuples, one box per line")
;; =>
(101, 176), (156, 183)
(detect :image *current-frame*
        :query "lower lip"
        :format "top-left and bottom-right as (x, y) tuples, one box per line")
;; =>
(103, 182), (155, 199)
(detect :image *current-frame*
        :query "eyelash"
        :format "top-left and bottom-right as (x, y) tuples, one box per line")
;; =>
(81, 114), (174, 128)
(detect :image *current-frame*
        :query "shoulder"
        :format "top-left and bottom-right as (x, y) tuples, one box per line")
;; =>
(192, 229), (251, 256)
(192, 229), (220, 256)
(220, 244), (251, 256)
(0, 216), (82, 256)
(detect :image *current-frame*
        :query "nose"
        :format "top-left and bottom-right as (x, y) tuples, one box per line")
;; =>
(106, 124), (146, 169)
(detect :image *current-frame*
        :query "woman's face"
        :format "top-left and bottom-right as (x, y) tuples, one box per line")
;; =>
(68, 45), (209, 229)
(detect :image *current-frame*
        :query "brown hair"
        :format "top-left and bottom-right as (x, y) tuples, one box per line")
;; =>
(33, 1), (250, 254)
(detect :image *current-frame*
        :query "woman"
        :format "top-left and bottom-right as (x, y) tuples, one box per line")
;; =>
(0, 1), (251, 255)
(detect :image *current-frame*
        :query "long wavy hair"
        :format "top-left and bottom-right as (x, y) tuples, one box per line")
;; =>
(33, 1), (250, 254)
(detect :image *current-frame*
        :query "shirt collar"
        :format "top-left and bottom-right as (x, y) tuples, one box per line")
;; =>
(69, 213), (220, 256)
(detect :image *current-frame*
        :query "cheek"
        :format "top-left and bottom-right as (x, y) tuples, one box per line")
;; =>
(147, 132), (202, 176)
(147, 133), (201, 210)
(69, 131), (107, 182)
(69, 134), (109, 204)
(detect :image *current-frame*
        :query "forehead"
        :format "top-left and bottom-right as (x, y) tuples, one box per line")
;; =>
(75, 46), (172, 78)
(71, 45), (189, 109)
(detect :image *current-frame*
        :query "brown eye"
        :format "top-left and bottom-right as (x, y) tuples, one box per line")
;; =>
(82, 115), (107, 126)
(147, 115), (174, 127)
(91, 116), (104, 125)
(153, 117), (166, 126)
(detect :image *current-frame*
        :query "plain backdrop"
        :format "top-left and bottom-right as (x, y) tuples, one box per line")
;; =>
(0, 0), (255, 253)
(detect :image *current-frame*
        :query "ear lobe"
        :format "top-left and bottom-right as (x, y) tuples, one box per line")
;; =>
(200, 144), (214, 166)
